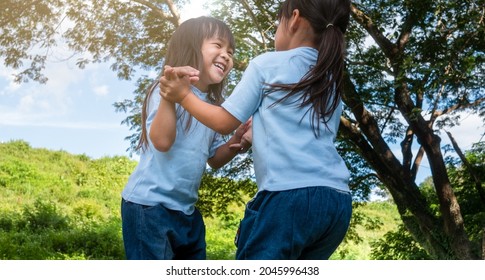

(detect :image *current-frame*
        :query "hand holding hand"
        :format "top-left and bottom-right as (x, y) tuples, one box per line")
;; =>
(229, 118), (253, 154)
(159, 65), (200, 103)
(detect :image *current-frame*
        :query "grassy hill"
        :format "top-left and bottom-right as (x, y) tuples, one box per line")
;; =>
(0, 140), (400, 259)
(0, 140), (136, 259)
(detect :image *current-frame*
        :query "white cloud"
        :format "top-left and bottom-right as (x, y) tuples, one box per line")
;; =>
(94, 85), (109, 96)
(441, 113), (484, 149)
(0, 66), (21, 94)
(18, 94), (35, 112)
(5, 87), (68, 120)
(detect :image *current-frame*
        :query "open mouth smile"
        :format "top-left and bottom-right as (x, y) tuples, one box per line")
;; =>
(214, 63), (226, 72)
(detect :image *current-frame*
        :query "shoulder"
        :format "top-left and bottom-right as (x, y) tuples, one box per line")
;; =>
(251, 50), (284, 65)
(251, 48), (317, 67)
(247, 51), (286, 74)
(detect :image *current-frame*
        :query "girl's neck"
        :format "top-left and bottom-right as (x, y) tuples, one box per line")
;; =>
(193, 82), (208, 93)
(280, 10), (317, 50)
(289, 20), (317, 50)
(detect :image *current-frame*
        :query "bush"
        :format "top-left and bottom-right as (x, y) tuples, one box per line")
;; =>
(0, 200), (124, 260)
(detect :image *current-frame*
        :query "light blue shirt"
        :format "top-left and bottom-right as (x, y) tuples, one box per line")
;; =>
(122, 87), (224, 215)
(222, 47), (350, 193)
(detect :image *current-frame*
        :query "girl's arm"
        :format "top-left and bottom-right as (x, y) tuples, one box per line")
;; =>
(149, 95), (177, 152)
(160, 66), (241, 135)
(207, 120), (252, 169)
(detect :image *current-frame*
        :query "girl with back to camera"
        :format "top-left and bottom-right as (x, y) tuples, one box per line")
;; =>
(121, 16), (251, 260)
(160, 0), (353, 260)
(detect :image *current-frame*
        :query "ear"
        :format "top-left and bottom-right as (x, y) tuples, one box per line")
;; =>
(288, 9), (301, 33)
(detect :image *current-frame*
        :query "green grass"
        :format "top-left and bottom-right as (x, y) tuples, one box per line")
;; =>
(332, 201), (400, 259)
(0, 140), (400, 260)
(206, 217), (239, 260)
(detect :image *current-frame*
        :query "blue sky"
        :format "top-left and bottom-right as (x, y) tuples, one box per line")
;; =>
(0, 60), (138, 159)
(0, 1), (483, 184)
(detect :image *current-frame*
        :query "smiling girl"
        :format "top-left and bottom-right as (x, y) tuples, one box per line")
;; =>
(121, 16), (251, 260)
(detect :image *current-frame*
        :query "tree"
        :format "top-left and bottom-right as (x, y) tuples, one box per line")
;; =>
(372, 143), (485, 259)
(341, 0), (484, 259)
(2, 0), (484, 259)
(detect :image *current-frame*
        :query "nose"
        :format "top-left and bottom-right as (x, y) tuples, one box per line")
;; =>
(220, 52), (229, 61)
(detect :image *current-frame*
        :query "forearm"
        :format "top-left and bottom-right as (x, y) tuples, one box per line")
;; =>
(207, 134), (244, 169)
(208, 120), (252, 169)
(180, 93), (240, 135)
(149, 97), (177, 152)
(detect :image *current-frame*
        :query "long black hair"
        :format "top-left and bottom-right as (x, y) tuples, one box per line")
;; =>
(270, 0), (351, 135)
(137, 16), (235, 151)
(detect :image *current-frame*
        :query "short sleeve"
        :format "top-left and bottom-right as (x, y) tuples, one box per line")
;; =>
(145, 90), (161, 138)
(222, 60), (264, 123)
(208, 132), (225, 158)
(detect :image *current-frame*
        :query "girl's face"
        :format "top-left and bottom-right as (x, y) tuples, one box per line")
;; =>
(196, 36), (234, 92)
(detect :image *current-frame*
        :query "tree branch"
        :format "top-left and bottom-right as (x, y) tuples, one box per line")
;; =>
(401, 127), (414, 172)
(433, 96), (485, 118)
(396, 11), (415, 51)
(446, 131), (485, 207)
(350, 3), (398, 61)
(131, 0), (180, 26)
(411, 146), (425, 182)
(238, 0), (269, 50)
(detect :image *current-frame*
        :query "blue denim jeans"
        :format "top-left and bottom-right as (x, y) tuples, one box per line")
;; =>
(121, 199), (206, 260)
(235, 186), (352, 260)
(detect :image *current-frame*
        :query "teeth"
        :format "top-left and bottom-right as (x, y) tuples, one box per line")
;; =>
(214, 63), (225, 71)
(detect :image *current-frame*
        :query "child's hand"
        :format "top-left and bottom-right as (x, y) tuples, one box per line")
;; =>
(160, 66), (199, 103)
(229, 118), (252, 154)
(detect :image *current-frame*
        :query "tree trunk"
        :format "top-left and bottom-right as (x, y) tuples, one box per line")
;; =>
(341, 74), (451, 258)
(339, 116), (449, 258)
(393, 85), (477, 259)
